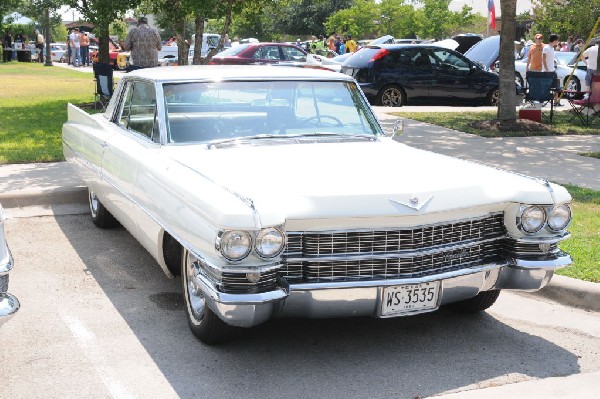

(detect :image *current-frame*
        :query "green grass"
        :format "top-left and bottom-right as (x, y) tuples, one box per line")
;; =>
(579, 152), (600, 159)
(0, 62), (95, 163)
(557, 185), (600, 282)
(392, 111), (600, 137)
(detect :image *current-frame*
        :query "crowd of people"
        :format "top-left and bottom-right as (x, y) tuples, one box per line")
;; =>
(2, 30), (45, 63)
(296, 34), (358, 57)
(523, 32), (598, 101)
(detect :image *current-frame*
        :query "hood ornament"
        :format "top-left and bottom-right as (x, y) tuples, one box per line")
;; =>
(391, 195), (433, 211)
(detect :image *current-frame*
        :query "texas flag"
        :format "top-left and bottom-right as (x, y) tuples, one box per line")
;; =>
(488, 0), (497, 30)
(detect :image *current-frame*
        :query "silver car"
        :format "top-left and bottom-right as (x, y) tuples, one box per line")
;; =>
(0, 204), (19, 326)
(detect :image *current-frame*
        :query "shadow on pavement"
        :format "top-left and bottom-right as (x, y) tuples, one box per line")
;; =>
(55, 214), (580, 398)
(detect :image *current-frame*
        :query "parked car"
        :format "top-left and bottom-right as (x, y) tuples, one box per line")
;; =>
(1, 203), (19, 326)
(63, 66), (573, 344)
(90, 40), (129, 70)
(464, 35), (500, 71)
(49, 42), (67, 62)
(341, 44), (501, 106)
(209, 42), (310, 65)
(515, 51), (589, 98)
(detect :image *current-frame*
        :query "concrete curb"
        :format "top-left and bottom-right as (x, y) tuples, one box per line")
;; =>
(520, 274), (600, 313)
(0, 186), (88, 209)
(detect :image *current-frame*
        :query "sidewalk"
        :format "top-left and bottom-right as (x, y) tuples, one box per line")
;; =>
(0, 110), (599, 314)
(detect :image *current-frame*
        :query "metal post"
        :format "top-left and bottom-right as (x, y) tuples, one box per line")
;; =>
(44, 8), (53, 66)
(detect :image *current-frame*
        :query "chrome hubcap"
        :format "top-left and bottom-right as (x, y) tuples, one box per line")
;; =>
(185, 251), (205, 322)
(89, 191), (99, 217)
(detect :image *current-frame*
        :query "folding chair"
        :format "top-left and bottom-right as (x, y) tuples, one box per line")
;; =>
(524, 71), (556, 123)
(568, 75), (600, 125)
(92, 62), (114, 110)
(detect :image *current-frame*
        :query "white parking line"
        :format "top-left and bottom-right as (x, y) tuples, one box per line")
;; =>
(60, 312), (133, 399)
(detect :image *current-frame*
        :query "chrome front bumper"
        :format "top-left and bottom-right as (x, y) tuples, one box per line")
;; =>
(195, 251), (572, 328)
(1, 245), (20, 326)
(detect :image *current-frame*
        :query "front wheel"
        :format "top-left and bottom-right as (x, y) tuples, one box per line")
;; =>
(377, 85), (405, 107)
(445, 290), (501, 313)
(182, 248), (239, 344)
(485, 88), (500, 106)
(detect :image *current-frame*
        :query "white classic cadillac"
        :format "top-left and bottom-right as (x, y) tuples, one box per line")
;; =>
(1, 203), (19, 325)
(63, 66), (572, 344)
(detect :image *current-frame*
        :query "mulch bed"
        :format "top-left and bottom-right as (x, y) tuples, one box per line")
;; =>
(469, 118), (555, 133)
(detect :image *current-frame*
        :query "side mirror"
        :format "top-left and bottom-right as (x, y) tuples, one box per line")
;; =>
(380, 119), (404, 139)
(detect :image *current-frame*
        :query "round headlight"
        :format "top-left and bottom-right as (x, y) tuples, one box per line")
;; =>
(547, 204), (572, 231)
(255, 227), (285, 258)
(520, 205), (546, 233)
(219, 230), (252, 261)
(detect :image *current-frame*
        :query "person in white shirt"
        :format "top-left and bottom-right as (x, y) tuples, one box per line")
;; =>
(542, 34), (558, 72)
(68, 28), (81, 67)
(581, 44), (598, 89)
(543, 34), (562, 105)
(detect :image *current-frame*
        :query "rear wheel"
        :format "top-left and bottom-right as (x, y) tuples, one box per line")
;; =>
(485, 88), (500, 106)
(181, 247), (239, 344)
(515, 72), (524, 88)
(89, 190), (119, 228)
(445, 290), (501, 313)
(377, 85), (405, 107)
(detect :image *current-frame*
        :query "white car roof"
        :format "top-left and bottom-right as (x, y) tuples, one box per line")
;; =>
(126, 65), (351, 83)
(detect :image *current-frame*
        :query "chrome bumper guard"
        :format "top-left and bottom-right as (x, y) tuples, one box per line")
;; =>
(194, 251), (572, 328)
(1, 249), (20, 325)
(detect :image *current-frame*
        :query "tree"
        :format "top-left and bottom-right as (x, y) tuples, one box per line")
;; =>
(66, 0), (142, 64)
(412, 0), (476, 40)
(497, 0), (518, 125)
(530, 0), (600, 40)
(379, 0), (417, 38)
(324, 0), (380, 38)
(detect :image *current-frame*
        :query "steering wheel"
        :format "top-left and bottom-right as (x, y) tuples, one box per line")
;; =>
(304, 115), (343, 127)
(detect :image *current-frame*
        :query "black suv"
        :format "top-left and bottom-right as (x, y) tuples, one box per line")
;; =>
(341, 44), (500, 107)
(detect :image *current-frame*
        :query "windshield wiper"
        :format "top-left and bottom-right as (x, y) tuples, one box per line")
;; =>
(207, 132), (376, 148)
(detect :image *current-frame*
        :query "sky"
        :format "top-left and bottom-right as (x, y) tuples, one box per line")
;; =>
(449, 0), (534, 17)
(57, 1), (534, 23)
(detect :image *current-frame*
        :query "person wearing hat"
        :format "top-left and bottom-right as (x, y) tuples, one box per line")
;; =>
(526, 34), (544, 72)
(520, 39), (533, 59)
(123, 16), (161, 69)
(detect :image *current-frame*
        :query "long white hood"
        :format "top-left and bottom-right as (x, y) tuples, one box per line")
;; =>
(165, 140), (566, 225)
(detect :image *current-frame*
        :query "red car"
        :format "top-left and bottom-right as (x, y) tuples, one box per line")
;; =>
(90, 39), (129, 70)
(209, 42), (309, 65)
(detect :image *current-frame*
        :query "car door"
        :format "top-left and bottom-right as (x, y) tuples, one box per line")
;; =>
(280, 45), (307, 63)
(250, 45), (282, 64)
(428, 48), (485, 102)
(388, 47), (433, 102)
(102, 80), (160, 235)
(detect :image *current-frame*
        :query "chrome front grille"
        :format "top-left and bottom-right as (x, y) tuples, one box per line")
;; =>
(285, 213), (505, 257)
(280, 213), (506, 283)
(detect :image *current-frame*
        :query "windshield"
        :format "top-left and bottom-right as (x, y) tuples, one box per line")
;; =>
(215, 44), (250, 56)
(163, 80), (382, 143)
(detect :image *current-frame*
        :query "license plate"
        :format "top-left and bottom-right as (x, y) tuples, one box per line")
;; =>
(381, 282), (440, 316)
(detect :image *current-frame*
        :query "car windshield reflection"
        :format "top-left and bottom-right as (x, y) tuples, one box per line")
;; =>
(163, 80), (382, 144)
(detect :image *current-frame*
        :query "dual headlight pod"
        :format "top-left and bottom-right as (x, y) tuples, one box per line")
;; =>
(217, 227), (286, 261)
(518, 204), (572, 234)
